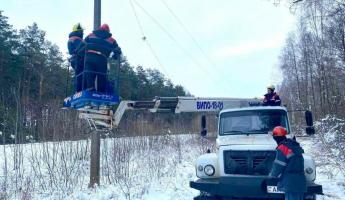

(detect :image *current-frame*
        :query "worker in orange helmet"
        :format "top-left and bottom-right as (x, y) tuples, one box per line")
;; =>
(83, 23), (122, 93)
(269, 126), (307, 200)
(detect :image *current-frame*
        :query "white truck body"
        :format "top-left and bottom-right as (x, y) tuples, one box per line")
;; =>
(81, 96), (322, 199)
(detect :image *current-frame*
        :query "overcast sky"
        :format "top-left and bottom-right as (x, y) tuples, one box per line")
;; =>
(2, 0), (296, 98)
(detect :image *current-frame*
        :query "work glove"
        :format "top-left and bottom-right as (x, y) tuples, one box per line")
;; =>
(111, 47), (122, 60)
(265, 176), (278, 186)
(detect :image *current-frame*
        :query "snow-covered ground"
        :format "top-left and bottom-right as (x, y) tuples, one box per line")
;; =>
(0, 133), (344, 200)
(0, 134), (211, 200)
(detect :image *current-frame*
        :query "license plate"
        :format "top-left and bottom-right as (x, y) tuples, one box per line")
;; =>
(267, 186), (284, 194)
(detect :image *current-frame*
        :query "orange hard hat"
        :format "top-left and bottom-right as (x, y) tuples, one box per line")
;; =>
(100, 24), (110, 32)
(272, 126), (287, 137)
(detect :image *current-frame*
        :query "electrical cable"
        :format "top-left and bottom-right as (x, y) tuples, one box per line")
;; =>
(158, 0), (236, 95)
(159, 0), (220, 71)
(65, 65), (70, 97)
(129, 0), (238, 96)
(128, 0), (172, 80)
(131, 0), (214, 82)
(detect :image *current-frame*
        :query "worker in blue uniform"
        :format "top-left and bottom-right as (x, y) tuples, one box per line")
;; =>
(67, 23), (84, 92)
(269, 126), (307, 200)
(83, 24), (122, 93)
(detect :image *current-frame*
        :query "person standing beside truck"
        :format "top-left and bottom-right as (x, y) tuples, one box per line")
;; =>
(263, 85), (281, 106)
(269, 126), (307, 200)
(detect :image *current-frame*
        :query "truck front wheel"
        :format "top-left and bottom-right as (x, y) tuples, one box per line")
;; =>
(194, 192), (224, 200)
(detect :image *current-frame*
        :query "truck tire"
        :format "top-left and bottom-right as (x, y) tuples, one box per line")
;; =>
(195, 192), (224, 200)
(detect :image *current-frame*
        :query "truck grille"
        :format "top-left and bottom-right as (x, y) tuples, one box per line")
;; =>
(223, 151), (276, 175)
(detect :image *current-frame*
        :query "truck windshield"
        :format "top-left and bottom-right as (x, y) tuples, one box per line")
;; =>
(220, 110), (289, 135)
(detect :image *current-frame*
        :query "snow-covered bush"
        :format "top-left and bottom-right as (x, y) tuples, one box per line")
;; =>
(314, 115), (345, 176)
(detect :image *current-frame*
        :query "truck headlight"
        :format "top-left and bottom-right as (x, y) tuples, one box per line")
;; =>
(197, 165), (203, 172)
(204, 165), (215, 176)
(305, 167), (314, 174)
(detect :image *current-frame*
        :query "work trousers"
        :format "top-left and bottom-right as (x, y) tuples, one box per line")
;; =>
(285, 192), (304, 200)
(70, 56), (84, 92)
(84, 53), (107, 93)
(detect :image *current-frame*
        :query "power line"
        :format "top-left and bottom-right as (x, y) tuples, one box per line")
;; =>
(158, 0), (236, 95)
(159, 0), (220, 71)
(131, 0), (238, 96)
(131, 0), (214, 82)
(128, 0), (171, 80)
(128, 0), (145, 37)
(129, 0), (237, 96)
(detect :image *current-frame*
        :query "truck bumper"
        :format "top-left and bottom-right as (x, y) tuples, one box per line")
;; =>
(190, 176), (323, 199)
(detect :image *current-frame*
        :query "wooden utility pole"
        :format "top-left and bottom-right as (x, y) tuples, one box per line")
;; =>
(89, 0), (101, 188)
(94, 0), (101, 30)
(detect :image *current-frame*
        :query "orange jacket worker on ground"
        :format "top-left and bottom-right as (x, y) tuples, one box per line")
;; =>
(269, 126), (307, 200)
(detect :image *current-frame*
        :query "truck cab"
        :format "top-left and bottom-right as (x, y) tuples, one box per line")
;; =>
(190, 106), (323, 200)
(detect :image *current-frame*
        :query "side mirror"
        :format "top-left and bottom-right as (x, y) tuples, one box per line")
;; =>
(201, 115), (207, 137)
(305, 110), (315, 135)
(305, 110), (313, 126)
(306, 126), (315, 135)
